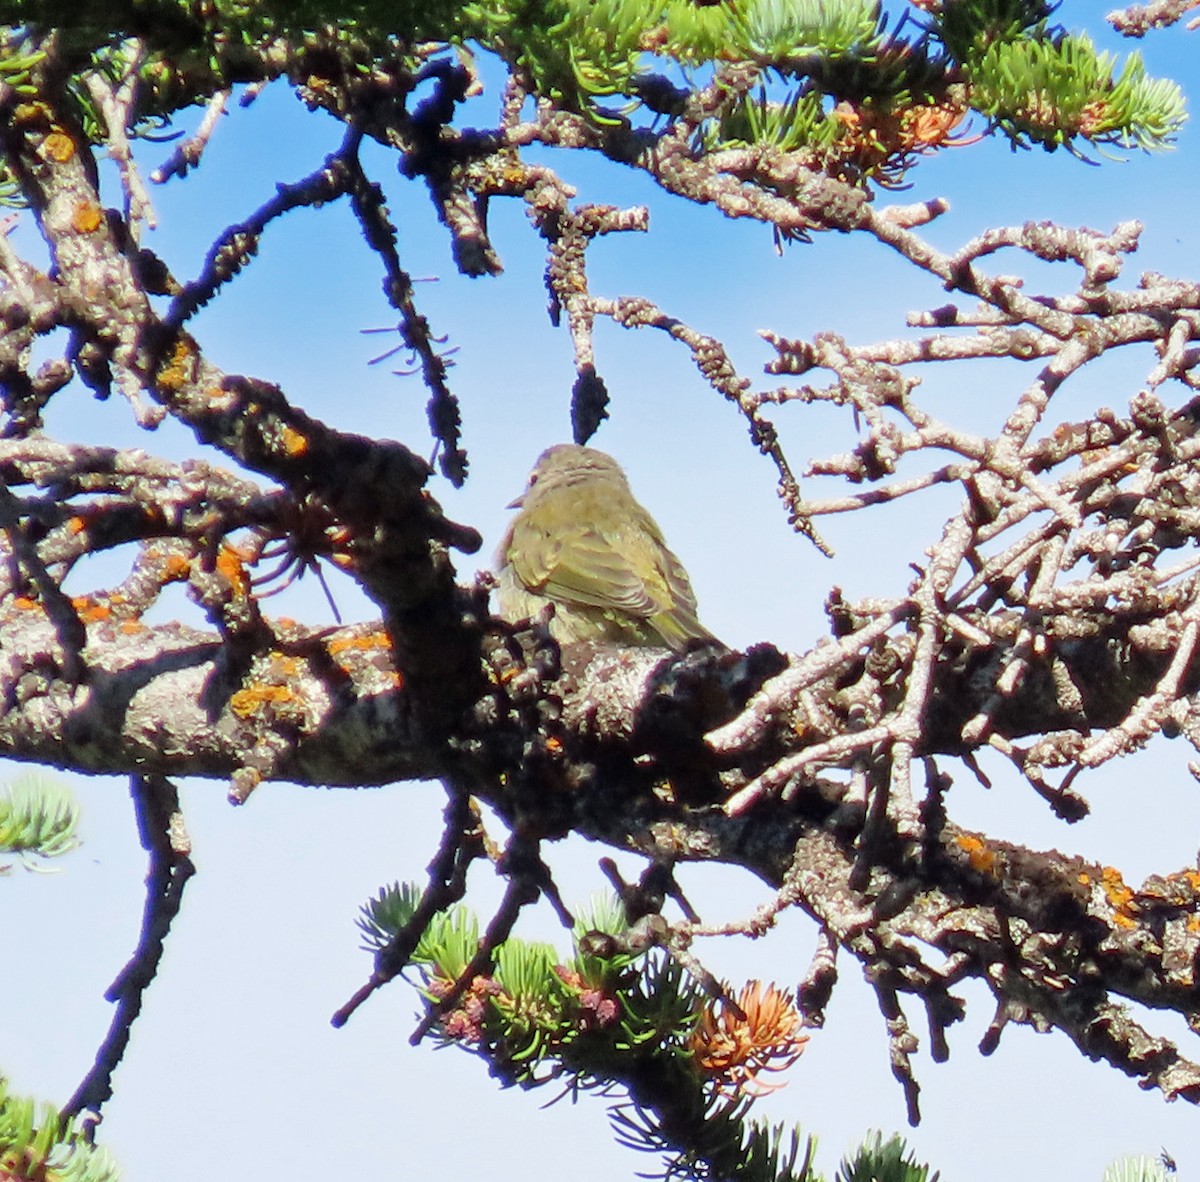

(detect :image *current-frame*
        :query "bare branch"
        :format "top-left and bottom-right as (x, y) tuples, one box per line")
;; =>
(62, 775), (194, 1123)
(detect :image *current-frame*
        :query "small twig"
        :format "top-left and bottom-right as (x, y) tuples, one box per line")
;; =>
(1109, 0), (1200, 36)
(83, 47), (157, 235)
(151, 90), (229, 183)
(62, 775), (194, 1125)
(332, 787), (483, 1027)
(870, 976), (922, 1126)
(408, 863), (541, 1045)
(1076, 616), (1200, 767)
(0, 482), (88, 681)
(707, 608), (905, 754)
(166, 147), (356, 326)
(342, 128), (468, 485)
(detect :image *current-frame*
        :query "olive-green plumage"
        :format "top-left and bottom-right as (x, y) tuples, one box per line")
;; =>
(496, 444), (718, 651)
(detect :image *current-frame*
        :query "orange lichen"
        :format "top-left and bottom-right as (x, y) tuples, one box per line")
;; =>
(71, 596), (112, 623)
(1100, 866), (1134, 912)
(67, 516), (88, 535)
(43, 131), (75, 162)
(955, 832), (996, 874)
(279, 424), (308, 457)
(12, 596), (40, 611)
(156, 337), (195, 393)
(163, 553), (191, 581)
(1088, 865), (1139, 929)
(1079, 444), (1140, 474)
(1185, 870), (1200, 892)
(229, 682), (298, 718)
(328, 630), (392, 655)
(272, 654), (300, 677)
(215, 543), (250, 594)
(71, 201), (103, 233)
(120, 620), (147, 635)
(690, 981), (809, 1097)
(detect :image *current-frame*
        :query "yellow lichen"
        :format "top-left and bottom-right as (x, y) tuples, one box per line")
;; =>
(71, 201), (103, 233)
(12, 102), (50, 126)
(43, 131), (74, 162)
(1094, 865), (1138, 929)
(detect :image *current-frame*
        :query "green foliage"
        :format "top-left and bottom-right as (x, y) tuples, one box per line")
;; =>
(0, 37), (43, 96)
(0, 0), (1185, 182)
(0, 1078), (120, 1182)
(360, 884), (707, 1078)
(1103, 1155), (1173, 1182)
(358, 880), (480, 978)
(969, 34), (1186, 151)
(933, 0), (1057, 61)
(0, 772), (81, 869)
(701, 86), (844, 155)
(731, 0), (882, 64)
(510, 0), (658, 114)
(361, 884), (823, 1181)
(611, 1094), (820, 1182)
(659, 0), (735, 64)
(490, 936), (565, 1065)
(835, 1131), (938, 1182)
(360, 884), (1168, 1179)
(0, 35), (46, 207)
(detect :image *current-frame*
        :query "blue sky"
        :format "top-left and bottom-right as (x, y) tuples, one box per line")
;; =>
(6, 5), (1200, 1180)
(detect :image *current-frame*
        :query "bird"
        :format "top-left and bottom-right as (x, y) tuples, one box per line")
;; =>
(496, 444), (719, 652)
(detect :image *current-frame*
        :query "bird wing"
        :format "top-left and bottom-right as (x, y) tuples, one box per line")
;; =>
(504, 486), (716, 648)
(510, 515), (665, 616)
